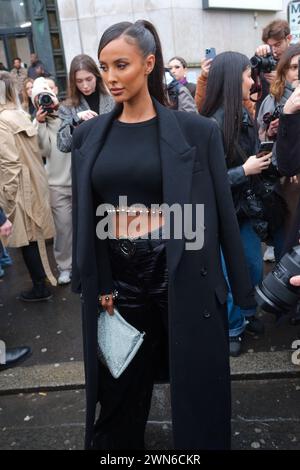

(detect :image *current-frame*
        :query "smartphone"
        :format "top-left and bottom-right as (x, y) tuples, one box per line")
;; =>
(205, 48), (216, 60)
(258, 141), (274, 155)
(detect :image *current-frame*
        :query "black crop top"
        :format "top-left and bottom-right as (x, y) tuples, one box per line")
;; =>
(91, 117), (162, 207)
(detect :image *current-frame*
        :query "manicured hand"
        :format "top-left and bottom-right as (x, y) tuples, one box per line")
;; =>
(0, 219), (12, 237)
(200, 58), (213, 78)
(255, 44), (271, 57)
(243, 152), (272, 176)
(36, 106), (48, 123)
(99, 293), (114, 315)
(290, 276), (300, 287)
(267, 118), (279, 138)
(77, 110), (98, 121)
(284, 85), (300, 114)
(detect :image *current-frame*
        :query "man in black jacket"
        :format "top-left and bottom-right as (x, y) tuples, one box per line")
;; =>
(0, 207), (31, 371)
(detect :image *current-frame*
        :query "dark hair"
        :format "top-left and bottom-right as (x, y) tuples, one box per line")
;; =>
(271, 43), (300, 101)
(201, 51), (250, 162)
(13, 57), (21, 63)
(98, 19), (167, 105)
(66, 54), (107, 107)
(168, 56), (188, 69)
(262, 20), (290, 43)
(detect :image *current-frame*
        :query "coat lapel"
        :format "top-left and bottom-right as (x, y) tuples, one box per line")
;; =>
(153, 100), (196, 275)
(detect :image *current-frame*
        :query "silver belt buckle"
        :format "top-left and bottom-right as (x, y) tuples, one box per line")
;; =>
(119, 238), (136, 258)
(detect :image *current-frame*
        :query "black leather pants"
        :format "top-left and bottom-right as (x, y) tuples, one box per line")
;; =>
(92, 234), (168, 450)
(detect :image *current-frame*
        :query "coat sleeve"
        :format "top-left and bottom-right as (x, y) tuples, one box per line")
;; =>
(178, 87), (198, 114)
(207, 123), (255, 308)
(195, 74), (207, 112)
(276, 112), (300, 176)
(70, 135), (81, 294)
(57, 105), (80, 154)
(35, 120), (51, 159)
(0, 126), (22, 218)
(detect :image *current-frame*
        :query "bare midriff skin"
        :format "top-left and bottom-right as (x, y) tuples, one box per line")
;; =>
(112, 211), (165, 239)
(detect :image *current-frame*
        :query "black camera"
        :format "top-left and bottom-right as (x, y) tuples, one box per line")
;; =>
(38, 93), (55, 114)
(255, 246), (300, 316)
(262, 104), (283, 127)
(243, 189), (269, 241)
(250, 53), (278, 74)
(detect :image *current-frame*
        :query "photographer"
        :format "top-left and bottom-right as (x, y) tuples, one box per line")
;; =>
(257, 46), (300, 260)
(33, 77), (72, 285)
(254, 20), (292, 114)
(57, 54), (114, 153)
(257, 44), (300, 141)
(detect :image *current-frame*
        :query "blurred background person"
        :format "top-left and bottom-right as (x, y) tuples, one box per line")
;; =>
(33, 77), (72, 285)
(168, 56), (196, 97)
(0, 71), (56, 301)
(201, 52), (278, 356)
(10, 57), (27, 100)
(27, 53), (50, 80)
(57, 54), (114, 153)
(257, 44), (300, 263)
(21, 77), (35, 119)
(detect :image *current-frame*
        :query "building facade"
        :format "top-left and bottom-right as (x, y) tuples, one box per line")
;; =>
(0, 0), (294, 88)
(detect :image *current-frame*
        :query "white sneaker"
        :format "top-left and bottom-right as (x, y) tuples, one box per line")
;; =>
(58, 270), (72, 285)
(263, 246), (275, 262)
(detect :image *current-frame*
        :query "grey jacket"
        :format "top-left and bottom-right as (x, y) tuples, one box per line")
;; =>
(57, 93), (114, 153)
(178, 86), (198, 114)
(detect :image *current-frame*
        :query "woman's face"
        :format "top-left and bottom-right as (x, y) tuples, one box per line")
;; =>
(99, 36), (155, 104)
(242, 67), (254, 101)
(168, 59), (186, 81)
(75, 69), (97, 96)
(26, 81), (33, 97)
(285, 54), (300, 88)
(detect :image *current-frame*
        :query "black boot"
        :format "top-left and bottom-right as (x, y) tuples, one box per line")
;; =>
(19, 280), (52, 302)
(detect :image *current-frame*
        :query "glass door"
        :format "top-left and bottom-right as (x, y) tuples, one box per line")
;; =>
(0, 31), (33, 70)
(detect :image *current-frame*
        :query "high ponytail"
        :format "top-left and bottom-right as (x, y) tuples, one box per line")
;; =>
(98, 20), (168, 106)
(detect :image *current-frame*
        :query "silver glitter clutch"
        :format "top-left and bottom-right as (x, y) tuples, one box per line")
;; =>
(97, 308), (145, 379)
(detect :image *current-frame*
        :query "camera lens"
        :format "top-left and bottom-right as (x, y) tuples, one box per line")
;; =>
(250, 56), (261, 69)
(255, 245), (300, 315)
(39, 94), (53, 106)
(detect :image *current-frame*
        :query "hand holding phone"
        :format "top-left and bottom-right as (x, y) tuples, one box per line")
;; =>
(205, 48), (216, 60)
(257, 141), (274, 156)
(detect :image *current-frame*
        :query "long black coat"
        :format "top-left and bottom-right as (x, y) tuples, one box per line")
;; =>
(71, 99), (255, 450)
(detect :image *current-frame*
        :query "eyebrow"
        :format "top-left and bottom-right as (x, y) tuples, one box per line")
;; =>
(100, 57), (129, 64)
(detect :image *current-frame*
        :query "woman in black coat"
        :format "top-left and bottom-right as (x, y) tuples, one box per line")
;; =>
(71, 20), (254, 450)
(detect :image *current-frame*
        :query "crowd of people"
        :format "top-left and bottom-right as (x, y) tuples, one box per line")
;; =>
(1, 17), (300, 450)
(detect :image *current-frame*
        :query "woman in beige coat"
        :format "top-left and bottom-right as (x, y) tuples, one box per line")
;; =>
(0, 71), (56, 301)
